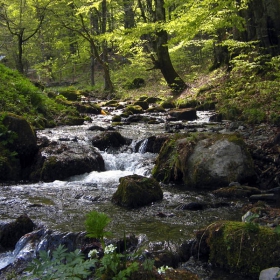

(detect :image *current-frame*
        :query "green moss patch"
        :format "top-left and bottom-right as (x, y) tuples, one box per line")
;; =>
(197, 221), (280, 277)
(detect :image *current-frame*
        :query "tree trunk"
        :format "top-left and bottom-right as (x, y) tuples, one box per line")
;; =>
(154, 0), (186, 93)
(17, 33), (24, 74)
(101, 0), (114, 94)
(155, 30), (187, 93)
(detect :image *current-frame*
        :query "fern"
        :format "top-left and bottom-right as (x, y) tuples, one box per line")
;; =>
(24, 245), (96, 280)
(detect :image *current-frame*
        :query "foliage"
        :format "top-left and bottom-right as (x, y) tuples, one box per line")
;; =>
(84, 210), (112, 248)
(0, 63), (80, 128)
(24, 244), (96, 280)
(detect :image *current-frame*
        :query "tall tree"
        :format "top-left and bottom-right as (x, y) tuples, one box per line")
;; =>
(137, 0), (187, 93)
(0, 0), (51, 74)
(52, 0), (114, 94)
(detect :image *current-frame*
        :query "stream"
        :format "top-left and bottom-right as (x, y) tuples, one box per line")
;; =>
(0, 109), (246, 278)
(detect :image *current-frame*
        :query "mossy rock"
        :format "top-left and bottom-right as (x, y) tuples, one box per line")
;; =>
(137, 95), (148, 101)
(145, 96), (162, 104)
(104, 100), (120, 107)
(2, 114), (38, 168)
(111, 115), (122, 122)
(0, 153), (21, 181)
(146, 105), (166, 113)
(73, 102), (101, 114)
(63, 116), (85, 126)
(152, 133), (256, 189)
(195, 221), (280, 277)
(160, 100), (176, 109)
(123, 105), (143, 114)
(177, 99), (198, 109)
(133, 100), (149, 110)
(112, 174), (163, 208)
(59, 88), (80, 101)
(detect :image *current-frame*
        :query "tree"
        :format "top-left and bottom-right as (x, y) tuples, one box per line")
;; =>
(136, 0), (187, 93)
(0, 0), (51, 74)
(52, 0), (114, 94)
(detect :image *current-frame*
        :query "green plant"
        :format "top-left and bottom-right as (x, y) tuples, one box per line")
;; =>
(84, 210), (112, 249)
(91, 244), (139, 280)
(24, 244), (96, 280)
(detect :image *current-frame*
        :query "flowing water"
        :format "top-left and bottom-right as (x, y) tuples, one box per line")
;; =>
(0, 110), (245, 278)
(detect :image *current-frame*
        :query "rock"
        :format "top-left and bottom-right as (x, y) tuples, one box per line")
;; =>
(134, 135), (169, 153)
(123, 105), (144, 115)
(160, 100), (176, 109)
(176, 202), (205, 211)
(88, 125), (106, 131)
(169, 108), (197, 121)
(259, 267), (280, 280)
(92, 131), (130, 151)
(112, 174), (163, 208)
(73, 102), (101, 114)
(35, 142), (105, 182)
(2, 114), (38, 168)
(0, 215), (35, 252)
(194, 221), (280, 277)
(213, 185), (261, 198)
(133, 100), (149, 110)
(152, 133), (256, 189)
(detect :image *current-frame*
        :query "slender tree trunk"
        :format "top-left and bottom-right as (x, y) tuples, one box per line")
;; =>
(101, 0), (114, 93)
(17, 33), (24, 74)
(154, 0), (186, 93)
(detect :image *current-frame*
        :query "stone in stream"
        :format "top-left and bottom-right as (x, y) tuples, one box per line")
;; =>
(152, 133), (256, 190)
(112, 174), (163, 208)
(0, 215), (35, 252)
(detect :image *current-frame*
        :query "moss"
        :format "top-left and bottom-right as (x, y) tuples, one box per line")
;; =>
(123, 105), (143, 114)
(152, 133), (202, 184)
(200, 221), (280, 277)
(112, 175), (163, 208)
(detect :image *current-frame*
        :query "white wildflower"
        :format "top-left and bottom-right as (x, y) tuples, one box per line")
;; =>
(88, 249), (98, 259)
(104, 244), (117, 254)
(157, 265), (170, 275)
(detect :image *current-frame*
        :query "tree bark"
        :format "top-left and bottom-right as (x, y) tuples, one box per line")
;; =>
(153, 0), (187, 93)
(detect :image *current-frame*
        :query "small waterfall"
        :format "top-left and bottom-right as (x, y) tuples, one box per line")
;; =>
(138, 138), (149, 153)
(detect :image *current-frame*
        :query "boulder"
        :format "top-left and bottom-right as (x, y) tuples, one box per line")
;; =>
(112, 174), (163, 208)
(133, 100), (149, 110)
(34, 142), (105, 182)
(92, 131), (130, 151)
(152, 133), (256, 190)
(194, 221), (280, 277)
(169, 108), (197, 121)
(3, 114), (38, 168)
(135, 135), (169, 153)
(0, 215), (35, 252)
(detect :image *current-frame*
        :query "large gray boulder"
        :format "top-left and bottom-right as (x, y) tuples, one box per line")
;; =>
(32, 141), (105, 182)
(152, 133), (256, 190)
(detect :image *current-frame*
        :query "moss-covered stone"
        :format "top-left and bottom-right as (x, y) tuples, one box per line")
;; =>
(59, 88), (81, 101)
(160, 100), (176, 109)
(112, 174), (163, 208)
(123, 105), (144, 114)
(3, 113), (38, 168)
(195, 221), (280, 277)
(133, 100), (149, 110)
(152, 133), (256, 189)
(145, 96), (162, 104)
